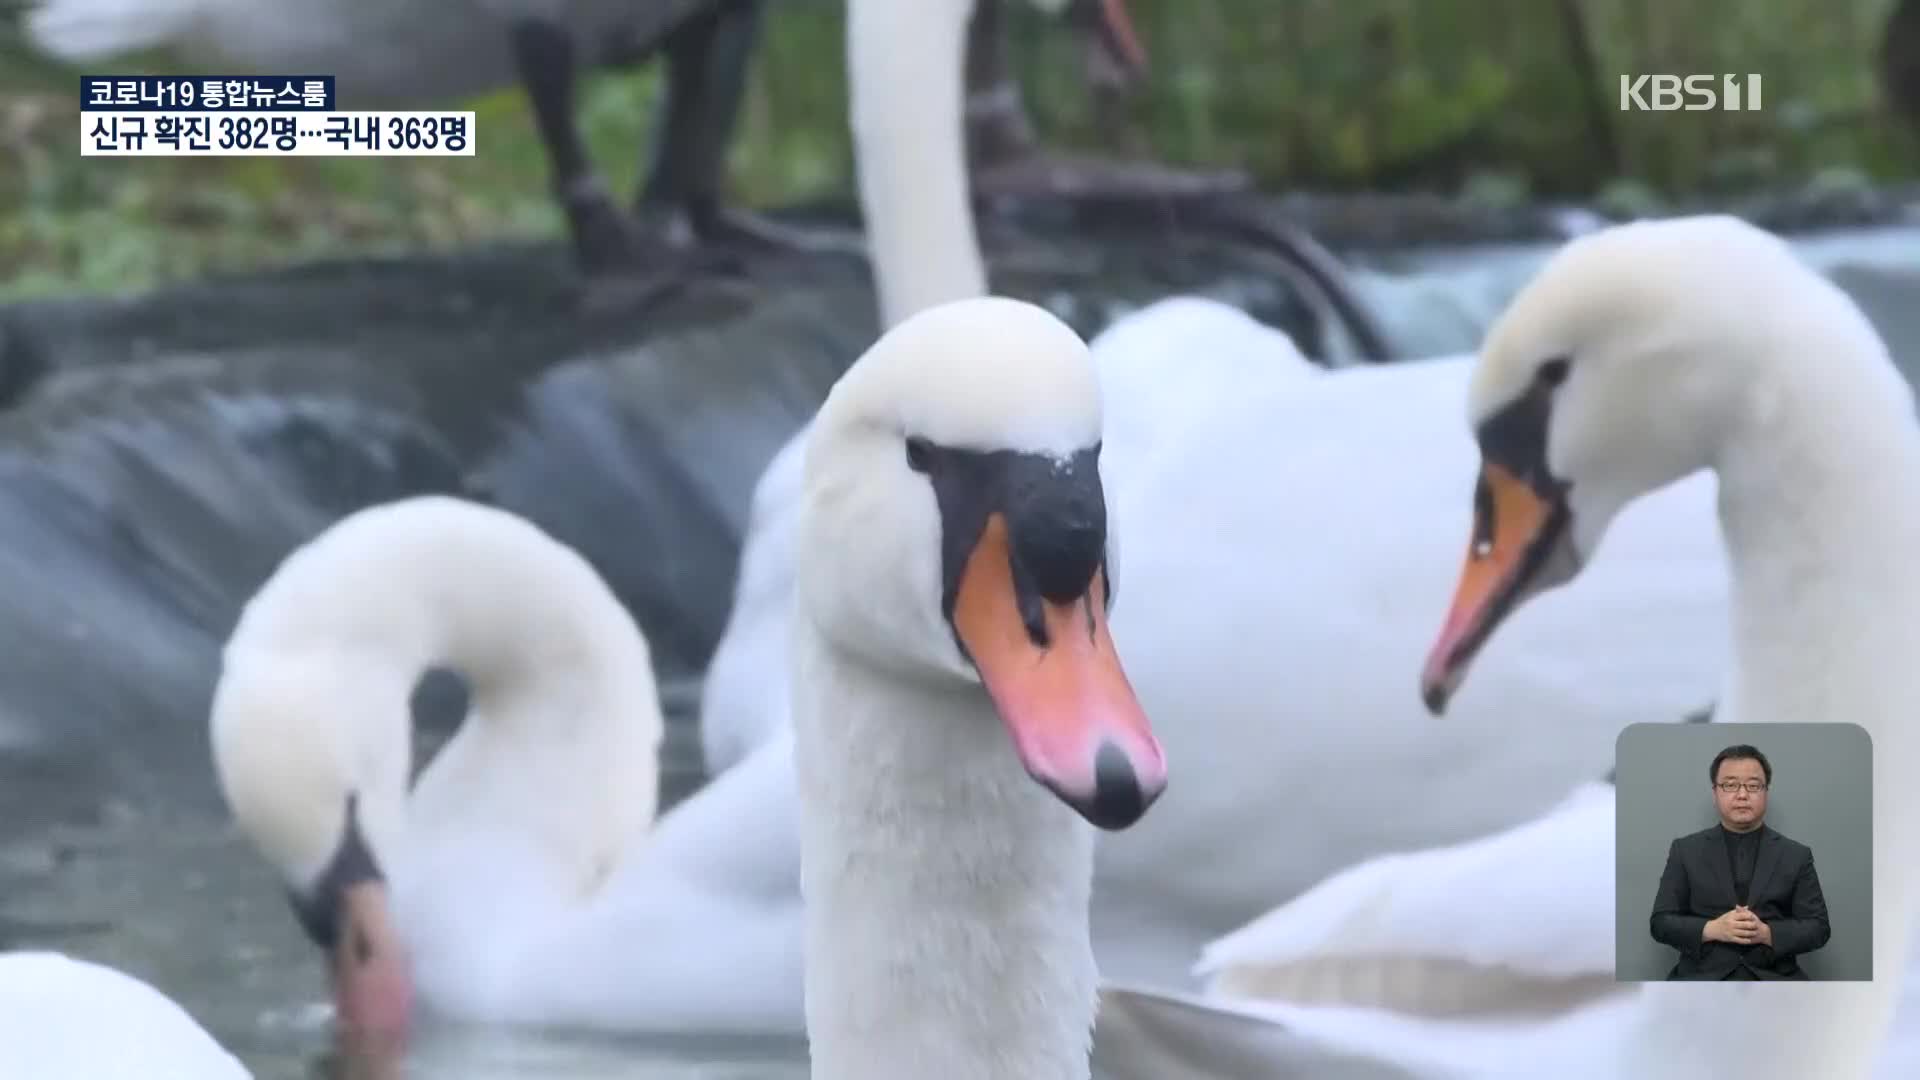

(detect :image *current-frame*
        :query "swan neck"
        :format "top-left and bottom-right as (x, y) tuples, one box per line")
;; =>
(847, 0), (986, 329)
(1713, 357), (1920, 719)
(792, 626), (1097, 1080)
(1653, 346), (1920, 1080)
(408, 575), (657, 876)
(289, 509), (659, 895)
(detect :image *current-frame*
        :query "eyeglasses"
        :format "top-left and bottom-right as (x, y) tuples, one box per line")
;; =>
(1715, 781), (1768, 794)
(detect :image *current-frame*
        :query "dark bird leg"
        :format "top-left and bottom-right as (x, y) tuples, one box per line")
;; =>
(509, 17), (651, 274)
(635, 0), (864, 259)
(1882, 0), (1920, 132)
(965, 0), (1251, 203)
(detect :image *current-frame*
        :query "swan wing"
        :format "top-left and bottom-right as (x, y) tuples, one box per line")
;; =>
(1198, 780), (1620, 1002)
(1094, 980), (1640, 1080)
(1101, 935), (1920, 1080)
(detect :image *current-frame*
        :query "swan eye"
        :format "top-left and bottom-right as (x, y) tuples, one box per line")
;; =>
(905, 436), (934, 473)
(1536, 356), (1571, 388)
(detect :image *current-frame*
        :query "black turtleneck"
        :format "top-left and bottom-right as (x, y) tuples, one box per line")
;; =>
(1721, 823), (1762, 904)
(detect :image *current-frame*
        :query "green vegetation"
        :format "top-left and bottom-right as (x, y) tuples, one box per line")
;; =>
(2, 0), (1912, 299)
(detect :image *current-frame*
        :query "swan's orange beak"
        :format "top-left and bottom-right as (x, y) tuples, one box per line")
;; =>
(331, 881), (414, 1050)
(1421, 462), (1573, 716)
(952, 514), (1165, 830)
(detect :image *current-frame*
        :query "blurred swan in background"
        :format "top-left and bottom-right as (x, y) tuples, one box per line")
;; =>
(1095, 215), (1920, 1078)
(0, 950), (252, 1079)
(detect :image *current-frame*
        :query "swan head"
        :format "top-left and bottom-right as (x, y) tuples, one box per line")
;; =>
(211, 642), (415, 1043)
(1419, 215), (1838, 714)
(798, 295), (1166, 829)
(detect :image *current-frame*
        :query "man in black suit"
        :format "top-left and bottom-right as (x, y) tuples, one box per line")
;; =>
(1649, 744), (1832, 980)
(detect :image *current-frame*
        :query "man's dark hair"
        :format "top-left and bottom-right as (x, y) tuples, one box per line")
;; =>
(1710, 744), (1772, 786)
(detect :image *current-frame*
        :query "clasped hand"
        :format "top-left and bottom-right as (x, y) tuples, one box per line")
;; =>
(1706, 905), (1772, 946)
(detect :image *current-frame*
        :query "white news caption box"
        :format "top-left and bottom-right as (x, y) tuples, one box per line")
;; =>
(80, 111), (477, 157)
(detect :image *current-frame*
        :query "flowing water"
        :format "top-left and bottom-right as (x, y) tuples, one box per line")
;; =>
(0, 214), (1915, 1078)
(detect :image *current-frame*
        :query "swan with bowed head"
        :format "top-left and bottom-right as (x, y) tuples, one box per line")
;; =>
(209, 496), (663, 1039)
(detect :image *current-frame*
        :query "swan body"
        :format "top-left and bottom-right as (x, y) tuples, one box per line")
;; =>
(1097, 215), (1920, 1078)
(0, 951), (252, 1079)
(791, 296), (1166, 1079)
(210, 495), (672, 1036)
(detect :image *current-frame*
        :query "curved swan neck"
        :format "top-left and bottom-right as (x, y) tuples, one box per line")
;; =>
(215, 498), (659, 897)
(847, 0), (987, 329)
(792, 627), (1099, 1080)
(1627, 321), (1920, 1080)
(1712, 323), (1920, 720)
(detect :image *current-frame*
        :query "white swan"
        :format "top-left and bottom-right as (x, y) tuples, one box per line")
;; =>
(793, 294), (1169, 1078)
(214, 495), (828, 1038)
(1096, 215), (1920, 1078)
(0, 951), (252, 1079)
(1433, 213), (1920, 1080)
(210, 494), (672, 1036)
(681, 0), (1733, 1029)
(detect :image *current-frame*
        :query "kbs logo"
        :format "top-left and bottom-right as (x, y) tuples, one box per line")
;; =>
(1618, 74), (1763, 111)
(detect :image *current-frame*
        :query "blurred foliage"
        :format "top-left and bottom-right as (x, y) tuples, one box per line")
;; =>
(1, 0), (1915, 299)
